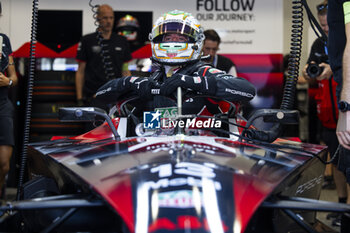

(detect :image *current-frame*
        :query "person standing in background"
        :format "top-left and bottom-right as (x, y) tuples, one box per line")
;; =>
(116, 14), (142, 53)
(75, 4), (132, 107)
(0, 32), (18, 198)
(116, 14), (152, 76)
(202, 29), (237, 76)
(328, 0), (350, 232)
(302, 2), (348, 227)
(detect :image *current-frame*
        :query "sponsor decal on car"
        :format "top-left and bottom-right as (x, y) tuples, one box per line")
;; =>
(156, 107), (178, 118)
(158, 190), (202, 208)
(295, 175), (323, 194)
(148, 215), (229, 232)
(144, 162), (222, 191)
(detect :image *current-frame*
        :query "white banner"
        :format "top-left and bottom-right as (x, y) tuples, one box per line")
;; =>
(5, 0), (283, 54)
(194, 0), (283, 54)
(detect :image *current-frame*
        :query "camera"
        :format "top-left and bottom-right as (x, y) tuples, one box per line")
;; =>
(306, 54), (328, 79)
(306, 63), (324, 78)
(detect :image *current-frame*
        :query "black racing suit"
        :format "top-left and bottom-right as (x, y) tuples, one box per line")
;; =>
(95, 61), (256, 116)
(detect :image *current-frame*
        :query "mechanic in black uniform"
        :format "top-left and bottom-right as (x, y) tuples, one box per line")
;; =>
(75, 4), (132, 107)
(302, 2), (348, 227)
(0, 32), (17, 197)
(328, 0), (350, 231)
(95, 10), (255, 120)
(202, 29), (237, 76)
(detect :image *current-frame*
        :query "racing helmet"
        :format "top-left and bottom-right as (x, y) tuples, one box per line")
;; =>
(116, 14), (139, 41)
(149, 10), (205, 65)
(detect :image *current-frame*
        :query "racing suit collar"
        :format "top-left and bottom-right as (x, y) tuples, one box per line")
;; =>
(164, 65), (181, 77)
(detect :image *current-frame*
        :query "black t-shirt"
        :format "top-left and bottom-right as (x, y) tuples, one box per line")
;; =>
(216, 54), (236, 74)
(307, 37), (328, 64)
(76, 32), (132, 97)
(328, 0), (349, 98)
(0, 33), (12, 99)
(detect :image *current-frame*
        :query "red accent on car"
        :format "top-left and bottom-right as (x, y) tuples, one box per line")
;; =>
(148, 217), (177, 232)
(95, 175), (135, 232)
(177, 215), (202, 229)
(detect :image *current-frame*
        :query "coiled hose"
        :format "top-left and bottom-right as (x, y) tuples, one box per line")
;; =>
(16, 0), (39, 201)
(281, 0), (304, 110)
(89, 0), (116, 80)
(244, 0), (304, 142)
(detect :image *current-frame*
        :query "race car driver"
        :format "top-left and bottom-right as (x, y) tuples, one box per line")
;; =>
(95, 10), (256, 117)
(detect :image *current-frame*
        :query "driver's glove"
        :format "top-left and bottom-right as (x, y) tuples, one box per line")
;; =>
(160, 73), (217, 96)
(126, 76), (158, 100)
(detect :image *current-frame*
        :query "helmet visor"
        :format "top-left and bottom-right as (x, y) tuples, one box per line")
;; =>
(152, 22), (198, 42)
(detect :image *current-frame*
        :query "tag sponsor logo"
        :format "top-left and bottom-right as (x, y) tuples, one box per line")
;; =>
(156, 107), (178, 118)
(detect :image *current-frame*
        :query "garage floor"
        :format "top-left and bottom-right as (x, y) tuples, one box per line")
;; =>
(317, 187), (341, 232)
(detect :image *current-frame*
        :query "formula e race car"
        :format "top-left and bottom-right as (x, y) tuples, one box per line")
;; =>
(1, 90), (349, 233)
